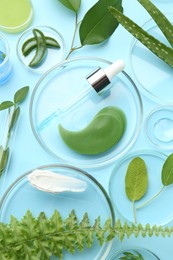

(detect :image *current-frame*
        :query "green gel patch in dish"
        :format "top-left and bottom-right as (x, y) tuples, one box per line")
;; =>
(58, 106), (126, 155)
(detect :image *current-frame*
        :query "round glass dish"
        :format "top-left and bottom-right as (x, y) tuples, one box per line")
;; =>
(17, 26), (66, 73)
(145, 106), (173, 150)
(0, 34), (12, 85)
(0, 0), (33, 33)
(130, 13), (173, 104)
(0, 164), (114, 260)
(109, 150), (173, 226)
(107, 246), (159, 260)
(29, 57), (142, 168)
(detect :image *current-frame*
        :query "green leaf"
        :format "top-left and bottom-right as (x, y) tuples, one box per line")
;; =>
(79, 0), (123, 45)
(14, 86), (29, 104)
(161, 153), (173, 186)
(0, 101), (14, 110)
(120, 251), (144, 260)
(0, 147), (9, 176)
(109, 6), (173, 67)
(125, 157), (148, 201)
(137, 0), (173, 47)
(58, 0), (81, 13)
(9, 107), (20, 131)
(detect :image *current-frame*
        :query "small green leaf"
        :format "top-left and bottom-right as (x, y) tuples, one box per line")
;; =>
(120, 251), (144, 260)
(58, 0), (81, 13)
(161, 153), (173, 186)
(14, 86), (29, 104)
(109, 6), (173, 67)
(125, 157), (148, 201)
(9, 107), (20, 131)
(79, 0), (123, 46)
(137, 0), (173, 47)
(0, 101), (14, 110)
(0, 147), (9, 176)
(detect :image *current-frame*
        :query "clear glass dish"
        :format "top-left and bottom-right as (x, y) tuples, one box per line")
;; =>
(0, 0), (33, 33)
(130, 13), (173, 104)
(17, 25), (66, 73)
(145, 106), (173, 150)
(0, 34), (12, 85)
(0, 164), (114, 260)
(107, 246), (159, 260)
(29, 57), (142, 168)
(109, 150), (173, 226)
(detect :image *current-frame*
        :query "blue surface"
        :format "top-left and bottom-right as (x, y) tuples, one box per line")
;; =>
(0, 0), (173, 259)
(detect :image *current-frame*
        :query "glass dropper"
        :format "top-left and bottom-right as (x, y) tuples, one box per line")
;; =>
(37, 59), (125, 131)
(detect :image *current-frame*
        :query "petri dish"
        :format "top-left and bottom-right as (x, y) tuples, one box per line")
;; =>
(0, 164), (114, 260)
(130, 13), (173, 104)
(0, 0), (33, 33)
(17, 26), (66, 74)
(29, 57), (142, 168)
(0, 34), (12, 85)
(145, 106), (173, 150)
(107, 246), (159, 260)
(109, 150), (173, 226)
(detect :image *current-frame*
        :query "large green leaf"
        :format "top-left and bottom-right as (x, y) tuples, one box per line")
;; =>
(125, 157), (148, 202)
(58, 0), (81, 13)
(161, 153), (173, 186)
(14, 86), (29, 104)
(79, 0), (123, 45)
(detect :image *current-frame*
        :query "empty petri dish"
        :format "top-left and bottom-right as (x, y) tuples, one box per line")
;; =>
(109, 150), (173, 226)
(0, 0), (33, 33)
(29, 57), (142, 168)
(17, 26), (66, 73)
(130, 13), (173, 104)
(107, 246), (159, 260)
(0, 164), (114, 260)
(145, 106), (173, 150)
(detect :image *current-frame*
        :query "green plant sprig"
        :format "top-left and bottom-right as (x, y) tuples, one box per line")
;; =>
(58, 0), (123, 59)
(0, 86), (29, 177)
(1, 209), (173, 259)
(119, 251), (144, 260)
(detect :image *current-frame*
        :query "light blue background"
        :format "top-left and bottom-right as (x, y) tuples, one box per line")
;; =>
(0, 0), (173, 259)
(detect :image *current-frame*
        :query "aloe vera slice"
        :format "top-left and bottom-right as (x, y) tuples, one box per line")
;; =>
(22, 36), (60, 56)
(109, 7), (173, 67)
(138, 0), (173, 47)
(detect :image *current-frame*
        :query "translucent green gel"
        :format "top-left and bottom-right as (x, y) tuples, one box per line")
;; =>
(0, 0), (33, 33)
(59, 106), (126, 155)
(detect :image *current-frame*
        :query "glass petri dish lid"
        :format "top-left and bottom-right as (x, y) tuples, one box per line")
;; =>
(130, 13), (173, 104)
(107, 246), (159, 260)
(0, 0), (33, 33)
(29, 57), (142, 168)
(17, 25), (66, 74)
(109, 150), (173, 226)
(0, 164), (114, 260)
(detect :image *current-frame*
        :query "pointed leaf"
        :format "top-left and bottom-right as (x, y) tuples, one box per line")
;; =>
(79, 0), (123, 45)
(138, 0), (173, 47)
(125, 157), (148, 201)
(0, 148), (9, 176)
(0, 101), (14, 110)
(9, 107), (20, 131)
(58, 0), (81, 13)
(161, 153), (173, 186)
(109, 7), (173, 67)
(14, 86), (29, 104)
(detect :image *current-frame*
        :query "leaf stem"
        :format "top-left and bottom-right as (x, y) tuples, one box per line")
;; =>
(136, 185), (165, 210)
(65, 13), (83, 59)
(132, 200), (137, 224)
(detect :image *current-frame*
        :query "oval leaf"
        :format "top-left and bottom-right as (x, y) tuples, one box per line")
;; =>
(0, 101), (14, 110)
(14, 86), (29, 104)
(79, 0), (123, 45)
(125, 157), (148, 201)
(58, 0), (81, 13)
(161, 153), (173, 186)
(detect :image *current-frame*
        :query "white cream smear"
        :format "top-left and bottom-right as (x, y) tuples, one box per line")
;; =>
(28, 169), (87, 193)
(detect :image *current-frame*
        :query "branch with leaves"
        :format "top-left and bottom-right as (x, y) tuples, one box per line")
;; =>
(0, 86), (29, 177)
(57, 0), (123, 59)
(0, 209), (173, 259)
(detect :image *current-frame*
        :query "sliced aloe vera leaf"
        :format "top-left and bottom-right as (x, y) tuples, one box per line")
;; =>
(29, 29), (47, 67)
(22, 36), (60, 56)
(109, 7), (173, 67)
(138, 0), (173, 47)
